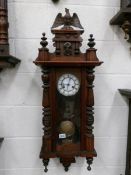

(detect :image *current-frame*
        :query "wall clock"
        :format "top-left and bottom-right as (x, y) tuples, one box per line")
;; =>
(34, 8), (103, 172)
(110, 0), (131, 44)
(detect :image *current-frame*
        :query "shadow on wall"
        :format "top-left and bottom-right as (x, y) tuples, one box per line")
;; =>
(0, 138), (4, 152)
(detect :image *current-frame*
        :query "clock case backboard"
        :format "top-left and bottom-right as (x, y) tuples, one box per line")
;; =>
(34, 9), (103, 172)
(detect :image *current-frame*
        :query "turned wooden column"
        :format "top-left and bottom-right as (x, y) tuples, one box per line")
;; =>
(86, 66), (95, 170)
(0, 0), (8, 46)
(119, 89), (131, 175)
(85, 34), (99, 170)
(0, 0), (20, 70)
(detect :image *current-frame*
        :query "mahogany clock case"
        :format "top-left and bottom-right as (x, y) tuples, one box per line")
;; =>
(34, 9), (103, 172)
(40, 67), (96, 157)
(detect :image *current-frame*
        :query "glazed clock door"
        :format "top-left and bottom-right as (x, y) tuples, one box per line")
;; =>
(54, 68), (82, 154)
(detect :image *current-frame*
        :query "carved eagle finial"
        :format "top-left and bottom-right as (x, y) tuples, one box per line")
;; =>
(51, 8), (84, 31)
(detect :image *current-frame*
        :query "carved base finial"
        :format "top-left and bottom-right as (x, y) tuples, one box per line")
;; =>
(64, 165), (70, 172)
(43, 159), (49, 173)
(86, 157), (93, 171)
(60, 158), (71, 172)
(60, 157), (75, 172)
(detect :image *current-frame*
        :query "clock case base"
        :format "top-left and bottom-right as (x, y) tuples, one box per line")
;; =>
(41, 150), (96, 172)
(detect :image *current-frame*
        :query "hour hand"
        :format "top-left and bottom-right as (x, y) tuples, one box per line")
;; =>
(61, 83), (65, 89)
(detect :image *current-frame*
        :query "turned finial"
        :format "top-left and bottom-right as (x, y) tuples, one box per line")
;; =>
(40, 33), (48, 50)
(86, 157), (93, 171)
(88, 34), (96, 48)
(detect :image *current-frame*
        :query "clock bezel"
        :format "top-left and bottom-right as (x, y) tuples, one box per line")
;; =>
(57, 73), (80, 96)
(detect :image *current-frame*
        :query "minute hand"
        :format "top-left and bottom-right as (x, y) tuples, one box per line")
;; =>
(67, 78), (72, 90)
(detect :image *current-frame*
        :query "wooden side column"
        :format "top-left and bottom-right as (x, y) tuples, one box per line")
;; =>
(85, 34), (101, 170)
(86, 66), (95, 170)
(40, 67), (52, 172)
(36, 33), (52, 172)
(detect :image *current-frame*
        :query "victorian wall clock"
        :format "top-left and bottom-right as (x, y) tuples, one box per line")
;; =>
(34, 8), (103, 172)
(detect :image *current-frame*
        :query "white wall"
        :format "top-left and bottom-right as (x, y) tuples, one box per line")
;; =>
(0, 0), (131, 175)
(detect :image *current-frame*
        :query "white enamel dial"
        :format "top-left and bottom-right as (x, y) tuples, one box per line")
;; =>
(57, 74), (80, 96)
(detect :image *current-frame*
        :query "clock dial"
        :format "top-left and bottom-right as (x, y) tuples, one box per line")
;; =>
(57, 74), (80, 96)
